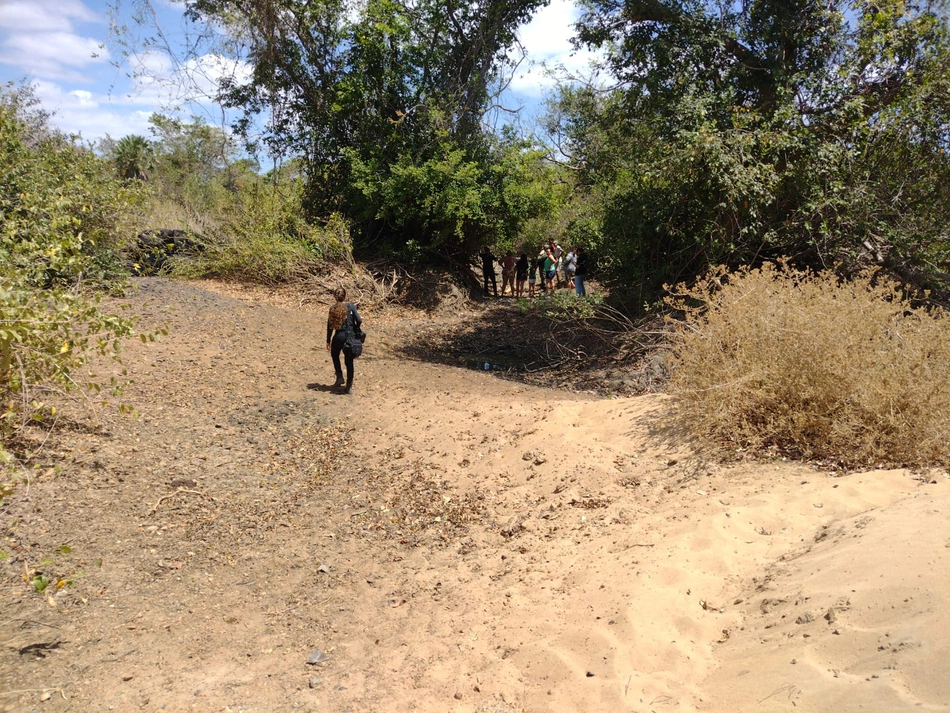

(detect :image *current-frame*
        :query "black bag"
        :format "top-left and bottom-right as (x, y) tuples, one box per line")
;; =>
(343, 305), (364, 358)
(344, 336), (363, 358)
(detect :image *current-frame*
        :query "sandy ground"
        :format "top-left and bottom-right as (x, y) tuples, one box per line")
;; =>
(1, 277), (948, 713)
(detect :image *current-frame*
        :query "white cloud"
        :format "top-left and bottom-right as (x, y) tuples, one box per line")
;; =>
(70, 89), (97, 106)
(518, 0), (577, 62)
(0, 0), (108, 82)
(510, 0), (600, 99)
(119, 50), (252, 112)
(181, 54), (253, 96)
(0, 31), (109, 81)
(0, 0), (99, 33)
(30, 79), (154, 140)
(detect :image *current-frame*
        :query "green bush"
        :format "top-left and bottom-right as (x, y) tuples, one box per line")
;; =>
(168, 180), (354, 284)
(0, 85), (144, 459)
(668, 263), (950, 468)
(1, 98), (148, 288)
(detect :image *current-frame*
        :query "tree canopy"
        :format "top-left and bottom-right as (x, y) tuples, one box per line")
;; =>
(171, 0), (553, 262)
(555, 0), (950, 303)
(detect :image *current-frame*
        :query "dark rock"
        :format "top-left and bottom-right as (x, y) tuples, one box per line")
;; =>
(125, 228), (203, 275)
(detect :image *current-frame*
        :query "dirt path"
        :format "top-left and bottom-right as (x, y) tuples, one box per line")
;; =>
(2, 278), (948, 713)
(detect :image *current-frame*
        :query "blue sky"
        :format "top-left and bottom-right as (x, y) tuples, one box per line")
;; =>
(0, 0), (597, 145)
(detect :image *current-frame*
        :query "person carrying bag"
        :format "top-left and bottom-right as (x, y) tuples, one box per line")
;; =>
(326, 287), (364, 394)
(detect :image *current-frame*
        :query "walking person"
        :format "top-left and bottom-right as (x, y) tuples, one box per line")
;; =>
(573, 246), (588, 297)
(480, 247), (498, 297)
(326, 287), (363, 394)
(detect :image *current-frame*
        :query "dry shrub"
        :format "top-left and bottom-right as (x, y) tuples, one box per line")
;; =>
(668, 263), (950, 468)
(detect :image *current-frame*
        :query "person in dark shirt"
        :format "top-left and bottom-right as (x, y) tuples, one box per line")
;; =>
(480, 247), (498, 297)
(515, 252), (529, 297)
(573, 246), (588, 297)
(326, 287), (362, 394)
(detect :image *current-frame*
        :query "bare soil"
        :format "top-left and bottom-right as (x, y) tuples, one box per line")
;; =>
(2, 277), (948, 713)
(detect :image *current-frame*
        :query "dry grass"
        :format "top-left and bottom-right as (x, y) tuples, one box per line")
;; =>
(668, 263), (950, 468)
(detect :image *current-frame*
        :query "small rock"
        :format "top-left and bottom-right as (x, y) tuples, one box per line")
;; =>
(317, 564), (330, 574)
(309, 678), (323, 689)
(454, 692), (463, 700)
(795, 612), (815, 625)
(307, 650), (331, 665)
(534, 455), (547, 466)
(500, 517), (525, 539)
(522, 452), (533, 461)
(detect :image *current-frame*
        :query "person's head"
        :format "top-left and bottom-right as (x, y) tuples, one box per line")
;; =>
(333, 287), (347, 302)
(520, 252), (527, 260)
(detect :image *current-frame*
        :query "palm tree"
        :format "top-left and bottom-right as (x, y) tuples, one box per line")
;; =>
(113, 134), (153, 181)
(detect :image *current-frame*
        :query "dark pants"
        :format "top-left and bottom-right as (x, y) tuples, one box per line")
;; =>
(482, 268), (497, 296)
(331, 334), (354, 385)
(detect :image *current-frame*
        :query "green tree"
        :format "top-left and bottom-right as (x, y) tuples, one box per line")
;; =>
(117, 0), (551, 263)
(112, 134), (154, 181)
(0, 84), (146, 455)
(561, 0), (950, 303)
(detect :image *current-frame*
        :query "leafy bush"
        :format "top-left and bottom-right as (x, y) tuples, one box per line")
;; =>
(0, 276), (138, 423)
(1, 91), (148, 288)
(0, 85), (145, 458)
(668, 263), (950, 468)
(168, 182), (354, 284)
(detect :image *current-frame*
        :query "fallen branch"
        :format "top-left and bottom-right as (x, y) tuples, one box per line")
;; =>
(147, 488), (218, 516)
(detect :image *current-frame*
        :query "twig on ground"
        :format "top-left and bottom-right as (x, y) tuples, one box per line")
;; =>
(147, 488), (218, 516)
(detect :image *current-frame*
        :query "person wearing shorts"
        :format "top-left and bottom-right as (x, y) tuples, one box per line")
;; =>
(528, 258), (538, 297)
(515, 253), (529, 297)
(544, 249), (557, 293)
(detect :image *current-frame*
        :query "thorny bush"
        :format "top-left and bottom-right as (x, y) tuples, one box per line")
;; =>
(667, 263), (950, 469)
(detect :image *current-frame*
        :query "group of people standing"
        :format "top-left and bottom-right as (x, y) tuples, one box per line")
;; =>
(480, 242), (588, 298)
(326, 242), (589, 393)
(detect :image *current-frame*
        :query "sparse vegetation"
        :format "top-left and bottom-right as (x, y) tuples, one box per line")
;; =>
(668, 263), (950, 468)
(0, 86), (146, 465)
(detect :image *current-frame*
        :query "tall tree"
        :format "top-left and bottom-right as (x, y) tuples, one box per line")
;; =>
(561, 0), (950, 302)
(174, 0), (549, 259)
